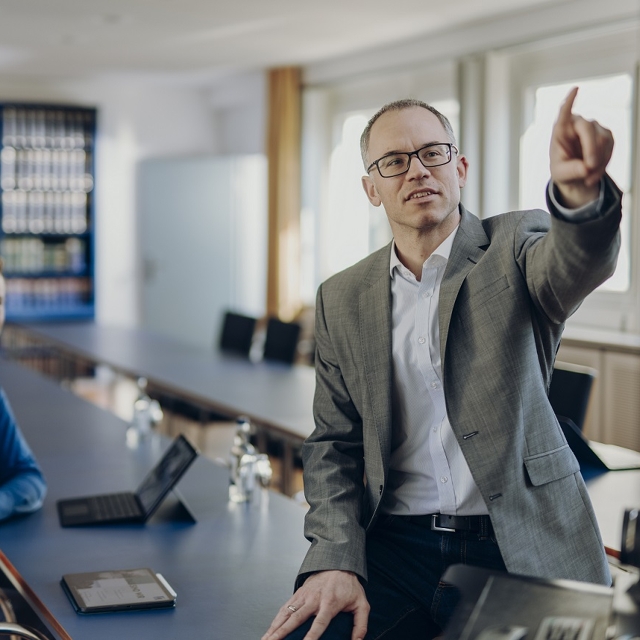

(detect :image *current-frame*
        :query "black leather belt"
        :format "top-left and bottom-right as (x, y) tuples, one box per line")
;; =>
(430, 514), (493, 534)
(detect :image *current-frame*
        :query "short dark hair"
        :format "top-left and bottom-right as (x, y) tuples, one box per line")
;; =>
(360, 99), (457, 168)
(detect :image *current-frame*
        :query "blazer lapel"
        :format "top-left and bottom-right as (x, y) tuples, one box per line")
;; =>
(439, 206), (489, 364)
(359, 244), (393, 471)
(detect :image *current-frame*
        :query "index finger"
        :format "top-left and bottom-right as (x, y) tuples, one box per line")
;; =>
(557, 86), (579, 124)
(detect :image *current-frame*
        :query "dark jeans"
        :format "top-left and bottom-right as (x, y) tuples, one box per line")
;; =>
(284, 514), (507, 640)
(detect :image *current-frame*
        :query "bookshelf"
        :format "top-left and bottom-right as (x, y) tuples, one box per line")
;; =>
(0, 104), (96, 321)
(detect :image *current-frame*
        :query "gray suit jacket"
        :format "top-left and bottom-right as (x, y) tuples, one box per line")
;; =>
(298, 183), (622, 587)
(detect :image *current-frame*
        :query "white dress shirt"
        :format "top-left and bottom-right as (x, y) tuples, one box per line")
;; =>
(381, 226), (488, 516)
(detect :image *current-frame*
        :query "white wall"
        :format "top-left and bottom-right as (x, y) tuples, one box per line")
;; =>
(0, 70), (266, 328)
(207, 71), (266, 155)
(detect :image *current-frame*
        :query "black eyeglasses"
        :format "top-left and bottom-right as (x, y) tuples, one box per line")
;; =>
(366, 142), (458, 178)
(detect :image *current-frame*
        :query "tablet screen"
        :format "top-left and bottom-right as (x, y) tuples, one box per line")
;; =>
(135, 435), (198, 516)
(61, 568), (176, 613)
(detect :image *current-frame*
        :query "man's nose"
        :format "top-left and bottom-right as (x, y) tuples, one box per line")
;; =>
(406, 154), (430, 179)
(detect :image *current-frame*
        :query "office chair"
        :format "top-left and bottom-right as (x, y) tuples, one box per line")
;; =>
(548, 361), (597, 431)
(218, 311), (257, 357)
(262, 317), (301, 365)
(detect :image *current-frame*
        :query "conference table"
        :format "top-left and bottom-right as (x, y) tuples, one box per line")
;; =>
(583, 467), (640, 559)
(5, 321), (317, 494)
(4, 322), (639, 555)
(0, 358), (309, 640)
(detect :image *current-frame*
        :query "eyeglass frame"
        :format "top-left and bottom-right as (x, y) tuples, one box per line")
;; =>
(366, 142), (459, 178)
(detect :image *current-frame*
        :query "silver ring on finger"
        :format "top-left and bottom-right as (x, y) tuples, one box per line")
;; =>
(287, 605), (299, 613)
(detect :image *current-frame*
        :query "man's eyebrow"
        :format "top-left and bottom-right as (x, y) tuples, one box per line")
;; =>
(377, 149), (406, 157)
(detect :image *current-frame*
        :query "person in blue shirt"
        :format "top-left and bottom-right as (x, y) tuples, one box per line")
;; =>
(0, 260), (47, 521)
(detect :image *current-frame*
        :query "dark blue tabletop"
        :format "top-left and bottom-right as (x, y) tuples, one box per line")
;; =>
(15, 322), (316, 441)
(0, 358), (309, 639)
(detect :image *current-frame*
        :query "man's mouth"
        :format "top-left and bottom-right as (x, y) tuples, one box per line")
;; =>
(406, 188), (437, 201)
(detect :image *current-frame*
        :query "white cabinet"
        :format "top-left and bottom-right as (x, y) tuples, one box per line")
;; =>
(601, 351), (640, 451)
(556, 345), (604, 441)
(558, 336), (640, 451)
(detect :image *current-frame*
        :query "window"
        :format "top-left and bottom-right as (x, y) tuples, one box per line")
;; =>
(324, 112), (373, 278)
(508, 25), (638, 331)
(519, 74), (633, 293)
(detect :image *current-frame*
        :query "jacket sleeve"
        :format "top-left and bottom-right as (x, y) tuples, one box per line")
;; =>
(295, 283), (368, 587)
(517, 174), (622, 324)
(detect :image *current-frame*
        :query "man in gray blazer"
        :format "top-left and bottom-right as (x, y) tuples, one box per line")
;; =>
(263, 88), (621, 640)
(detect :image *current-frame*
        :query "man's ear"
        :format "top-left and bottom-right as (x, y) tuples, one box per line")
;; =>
(457, 154), (469, 188)
(362, 175), (382, 207)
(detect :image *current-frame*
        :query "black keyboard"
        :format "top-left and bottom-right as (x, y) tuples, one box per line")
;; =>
(91, 493), (141, 521)
(534, 616), (595, 640)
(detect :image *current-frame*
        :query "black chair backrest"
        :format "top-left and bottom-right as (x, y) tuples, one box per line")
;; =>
(263, 317), (301, 365)
(548, 362), (596, 431)
(219, 311), (256, 357)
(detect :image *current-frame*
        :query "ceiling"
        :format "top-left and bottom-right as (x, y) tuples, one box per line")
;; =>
(0, 0), (567, 83)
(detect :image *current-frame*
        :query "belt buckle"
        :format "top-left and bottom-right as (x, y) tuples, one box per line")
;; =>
(431, 514), (456, 533)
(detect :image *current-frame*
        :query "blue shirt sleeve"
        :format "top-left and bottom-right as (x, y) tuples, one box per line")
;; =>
(0, 387), (47, 521)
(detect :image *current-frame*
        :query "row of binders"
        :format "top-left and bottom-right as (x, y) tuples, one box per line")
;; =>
(1, 146), (93, 193)
(1, 237), (87, 275)
(2, 107), (92, 150)
(2, 189), (88, 235)
(5, 277), (92, 311)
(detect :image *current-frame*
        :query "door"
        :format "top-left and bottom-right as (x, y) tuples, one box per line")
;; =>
(139, 155), (266, 349)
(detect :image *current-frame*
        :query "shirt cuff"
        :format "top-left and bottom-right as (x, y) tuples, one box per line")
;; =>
(548, 179), (605, 222)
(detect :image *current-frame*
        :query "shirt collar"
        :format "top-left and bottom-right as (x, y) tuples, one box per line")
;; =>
(389, 223), (460, 277)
